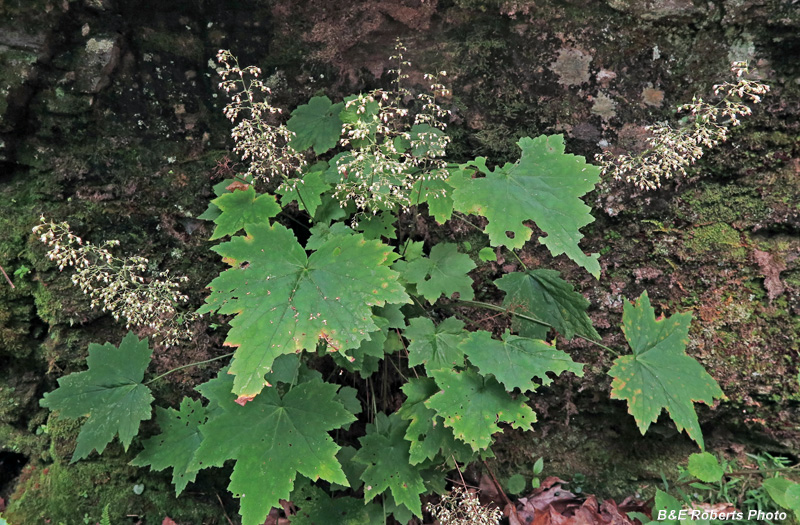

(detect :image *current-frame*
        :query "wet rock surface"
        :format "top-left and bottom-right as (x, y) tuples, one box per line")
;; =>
(0, 0), (798, 521)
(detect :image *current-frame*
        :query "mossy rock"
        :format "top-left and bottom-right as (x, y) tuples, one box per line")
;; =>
(5, 458), (224, 524)
(681, 223), (747, 263)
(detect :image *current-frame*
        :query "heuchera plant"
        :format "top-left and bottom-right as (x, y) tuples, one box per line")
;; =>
(38, 45), (725, 525)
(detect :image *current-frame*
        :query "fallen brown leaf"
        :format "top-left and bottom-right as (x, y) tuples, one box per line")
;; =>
(753, 248), (786, 302)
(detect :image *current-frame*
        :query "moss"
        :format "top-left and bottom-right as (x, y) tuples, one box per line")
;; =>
(682, 223), (746, 262)
(139, 29), (205, 64)
(0, 424), (45, 459)
(0, 47), (38, 122)
(678, 182), (769, 227)
(6, 414), (224, 524)
(5, 459), (223, 524)
(41, 88), (94, 115)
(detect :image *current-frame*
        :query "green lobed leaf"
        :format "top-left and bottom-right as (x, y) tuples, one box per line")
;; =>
(277, 165), (331, 216)
(209, 186), (280, 240)
(495, 269), (600, 341)
(687, 452), (724, 483)
(413, 176), (454, 224)
(357, 211), (397, 240)
(290, 480), (383, 525)
(40, 332), (154, 462)
(199, 223), (409, 402)
(339, 95), (380, 123)
(305, 221), (353, 250)
(608, 291), (723, 449)
(287, 96), (344, 154)
(197, 179), (235, 221)
(353, 412), (426, 517)
(131, 398), (206, 495)
(331, 446), (364, 492)
(191, 372), (356, 525)
(375, 303), (406, 328)
(426, 368), (537, 451)
(460, 330), (584, 392)
(404, 317), (468, 373)
(399, 243), (476, 303)
(451, 135), (601, 277)
(263, 353), (303, 385)
(332, 316), (389, 377)
(398, 377), (475, 464)
(313, 194), (350, 225)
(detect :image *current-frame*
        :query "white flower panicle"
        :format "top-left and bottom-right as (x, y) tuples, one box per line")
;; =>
(219, 40), (453, 221)
(329, 40), (452, 217)
(33, 217), (197, 346)
(597, 62), (769, 190)
(426, 486), (503, 525)
(217, 50), (306, 182)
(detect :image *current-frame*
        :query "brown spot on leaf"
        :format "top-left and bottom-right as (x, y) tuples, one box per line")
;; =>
(235, 394), (256, 406)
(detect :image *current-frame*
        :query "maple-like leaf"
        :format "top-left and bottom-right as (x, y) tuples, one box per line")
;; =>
(461, 330), (584, 392)
(190, 372), (356, 525)
(413, 177), (454, 224)
(333, 316), (389, 377)
(450, 135), (601, 277)
(353, 412), (427, 517)
(197, 179), (236, 221)
(305, 222), (353, 250)
(199, 223), (409, 402)
(40, 332), (153, 462)
(404, 317), (468, 373)
(131, 398), (206, 495)
(399, 243), (476, 303)
(608, 292), (723, 448)
(287, 96), (344, 154)
(398, 378), (475, 464)
(290, 480), (382, 524)
(357, 211), (397, 240)
(495, 270), (600, 341)
(209, 186), (280, 240)
(277, 165), (332, 217)
(426, 368), (537, 451)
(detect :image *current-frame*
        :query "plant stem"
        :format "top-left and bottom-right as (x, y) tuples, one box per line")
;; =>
(505, 247), (529, 271)
(456, 299), (621, 356)
(453, 211), (483, 233)
(0, 264), (15, 289)
(482, 459), (521, 524)
(145, 352), (234, 385)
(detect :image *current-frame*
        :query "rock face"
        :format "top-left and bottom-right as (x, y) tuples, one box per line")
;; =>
(606, 0), (703, 20)
(76, 36), (121, 93)
(0, 0), (798, 521)
(0, 29), (47, 138)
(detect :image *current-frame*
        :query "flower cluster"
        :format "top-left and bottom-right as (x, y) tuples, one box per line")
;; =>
(597, 62), (769, 190)
(329, 40), (452, 218)
(33, 217), (197, 346)
(216, 50), (306, 182)
(426, 486), (503, 525)
(219, 40), (453, 221)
